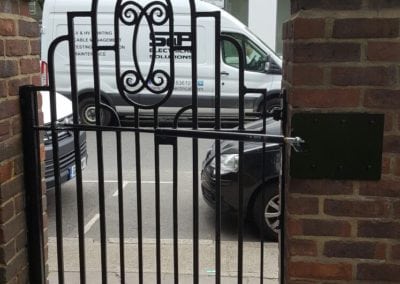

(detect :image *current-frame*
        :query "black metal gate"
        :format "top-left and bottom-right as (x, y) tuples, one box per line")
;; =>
(20, 1), (300, 283)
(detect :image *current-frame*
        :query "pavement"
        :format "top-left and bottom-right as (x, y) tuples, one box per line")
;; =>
(48, 238), (279, 283)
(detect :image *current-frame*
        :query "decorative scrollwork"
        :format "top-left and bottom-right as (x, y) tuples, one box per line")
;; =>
(146, 2), (170, 26)
(116, 0), (175, 108)
(119, 1), (142, 26)
(147, 70), (170, 94)
(121, 70), (143, 94)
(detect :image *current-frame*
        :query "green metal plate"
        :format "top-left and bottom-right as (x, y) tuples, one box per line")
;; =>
(290, 113), (384, 180)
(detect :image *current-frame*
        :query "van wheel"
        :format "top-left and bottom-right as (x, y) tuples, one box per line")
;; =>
(259, 97), (282, 116)
(252, 182), (280, 241)
(79, 96), (112, 126)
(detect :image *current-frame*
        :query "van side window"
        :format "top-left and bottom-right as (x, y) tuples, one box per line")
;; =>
(222, 33), (268, 73)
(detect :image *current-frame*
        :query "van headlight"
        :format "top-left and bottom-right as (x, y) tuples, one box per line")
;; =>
(210, 154), (239, 175)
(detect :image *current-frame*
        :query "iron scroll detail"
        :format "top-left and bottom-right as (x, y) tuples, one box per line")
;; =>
(115, 0), (175, 109)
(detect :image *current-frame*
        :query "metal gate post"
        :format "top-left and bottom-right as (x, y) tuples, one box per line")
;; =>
(19, 85), (46, 284)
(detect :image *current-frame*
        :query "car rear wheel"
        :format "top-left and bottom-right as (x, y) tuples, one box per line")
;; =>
(79, 96), (112, 126)
(252, 183), (280, 241)
(259, 97), (282, 116)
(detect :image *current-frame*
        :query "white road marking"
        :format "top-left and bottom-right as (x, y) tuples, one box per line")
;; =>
(84, 214), (100, 234)
(112, 181), (129, 197)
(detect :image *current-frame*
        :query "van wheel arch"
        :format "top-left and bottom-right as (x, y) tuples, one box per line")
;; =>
(78, 92), (114, 125)
(257, 93), (282, 114)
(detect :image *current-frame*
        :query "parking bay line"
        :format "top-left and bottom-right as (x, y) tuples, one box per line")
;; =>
(84, 213), (100, 234)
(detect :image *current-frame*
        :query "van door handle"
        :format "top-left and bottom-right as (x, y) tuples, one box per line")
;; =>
(221, 71), (229, 76)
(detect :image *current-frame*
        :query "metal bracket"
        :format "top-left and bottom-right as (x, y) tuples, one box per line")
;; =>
(290, 113), (384, 180)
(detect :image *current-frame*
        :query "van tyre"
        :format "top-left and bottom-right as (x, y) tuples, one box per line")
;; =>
(259, 97), (282, 116)
(79, 96), (112, 126)
(252, 183), (280, 241)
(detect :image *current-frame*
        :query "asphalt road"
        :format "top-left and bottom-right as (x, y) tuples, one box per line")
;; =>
(47, 130), (263, 242)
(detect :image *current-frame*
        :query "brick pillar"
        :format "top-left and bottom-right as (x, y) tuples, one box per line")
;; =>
(0, 0), (42, 283)
(283, 0), (400, 282)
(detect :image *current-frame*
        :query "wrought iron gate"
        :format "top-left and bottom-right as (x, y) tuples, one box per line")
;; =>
(20, 0), (300, 283)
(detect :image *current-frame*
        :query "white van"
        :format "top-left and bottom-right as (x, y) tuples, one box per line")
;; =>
(41, 0), (282, 125)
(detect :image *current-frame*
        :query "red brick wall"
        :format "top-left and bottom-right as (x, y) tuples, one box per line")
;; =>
(284, 0), (400, 282)
(0, 0), (41, 283)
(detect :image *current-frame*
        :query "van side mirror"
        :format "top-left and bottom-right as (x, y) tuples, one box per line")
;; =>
(264, 60), (282, 75)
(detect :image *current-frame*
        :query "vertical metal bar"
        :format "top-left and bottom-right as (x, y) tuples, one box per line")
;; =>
(279, 91), (287, 284)
(260, 92), (267, 284)
(172, 140), (179, 284)
(47, 35), (65, 283)
(237, 34), (246, 284)
(20, 86), (46, 284)
(188, 1), (199, 282)
(90, 1), (107, 282)
(154, 108), (162, 284)
(134, 109), (144, 284)
(67, 13), (86, 284)
(214, 11), (222, 284)
(116, 131), (126, 284)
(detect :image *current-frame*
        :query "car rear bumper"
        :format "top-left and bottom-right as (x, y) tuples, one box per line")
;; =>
(44, 131), (87, 189)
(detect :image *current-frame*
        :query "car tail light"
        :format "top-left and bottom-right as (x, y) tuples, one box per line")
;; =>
(40, 61), (48, 86)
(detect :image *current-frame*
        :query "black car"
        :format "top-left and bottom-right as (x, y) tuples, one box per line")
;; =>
(201, 119), (281, 240)
(41, 91), (88, 189)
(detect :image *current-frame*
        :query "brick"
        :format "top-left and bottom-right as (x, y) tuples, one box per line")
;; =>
(383, 135), (400, 153)
(7, 77), (30, 97)
(12, 156), (22, 176)
(0, 99), (19, 121)
(18, 20), (39, 38)
(30, 39), (40, 55)
(31, 74), (41, 86)
(0, 40), (3, 56)
(15, 232), (26, 254)
(358, 220), (400, 239)
(20, 58), (39, 75)
(292, 0), (362, 13)
(290, 179), (353, 195)
(368, 42), (400, 61)
(291, 65), (324, 86)
(5, 40), (29, 57)
(0, 19), (16, 36)
(394, 201), (400, 218)
(293, 18), (326, 39)
(0, 122), (10, 143)
(291, 88), (361, 108)
(324, 199), (390, 218)
(0, 213), (25, 243)
(360, 180), (400, 197)
(289, 239), (317, 256)
(292, 42), (361, 63)
(0, 81), (6, 98)
(357, 263), (400, 282)
(395, 157), (400, 176)
(0, 2), (19, 14)
(392, 244), (400, 260)
(289, 261), (352, 280)
(384, 113), (393, 131)
(331, 66), (396, 86)
(368, 0), (400, 9)
(324, 241), (386, 259)
(0, 199), (14, 224)
(333, 18), (399, 39)
(19, 1), (30, 17)
(0, 137), (22, 166)
(288, 196), (319, 215)
(364, 89), (400, 109)
(0, 60), (18, 78)
(0, 176), (23, 203)
(0, 250), (27, 283)
(14, 194), (23, 215)
(0, 162), (12, 185)
(381, 156), (391, 174)
(288, 218), (351, 237)
(0, 240), (15, 265)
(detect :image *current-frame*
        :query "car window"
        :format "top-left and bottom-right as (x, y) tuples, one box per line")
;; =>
(222, 33), (268, 73)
